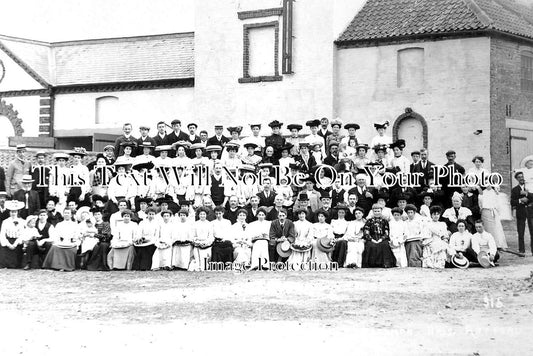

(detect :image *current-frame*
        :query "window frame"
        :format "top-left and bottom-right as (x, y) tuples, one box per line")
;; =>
(521, 51), (533, 93)
(238, 21), (282, 84)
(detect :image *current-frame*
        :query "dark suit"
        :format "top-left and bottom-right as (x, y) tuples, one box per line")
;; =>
(13, 189), (41, 219)
(114, 135), (137, 157)
(323, 155), (339, 167)
(257, 190), (276, 208)
(246, 207), (260, 223)
(206, 135), (230, 147)
(511, 184), (533, 253)
(166, 131), (189, 158)
(442, 162), (465, 207)
(268, 219), (296, 262)
(32, 165), (49, 208)
(318, 129), (333, 145)
(0, 167), (5, 192)
(295, 154), (317, 174)
(153, 134), (167, 147)
(136, 136), (157, 156)
(347, 186), (375, 216)
(411, 160), (434, 189)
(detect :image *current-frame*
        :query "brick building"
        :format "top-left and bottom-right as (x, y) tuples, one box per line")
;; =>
(335, 0), (533, 187)
(0, 0), (533, 187)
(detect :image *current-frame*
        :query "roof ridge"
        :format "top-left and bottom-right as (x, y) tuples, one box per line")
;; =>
(50, 32), (194, 47)
(0, 34), (50, 46)
(463, 0), (494, 27)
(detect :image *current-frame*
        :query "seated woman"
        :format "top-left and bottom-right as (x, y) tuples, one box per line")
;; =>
(24, 209), (55, 269)
(0, 200), (26, 269)
(190, 207), (214, 271)
(132, 207), (158, 271)
(330, 204), (350, 267)
(232, 209), (252, 265)
(210, 206), (234, 264)
(442, 193), (474, 233)
(86, 208), (112, 271)
(107, 209), (137, 270)
(361, 204), (396, 268)
(422, 206), (453, 269)
(172, 208), (194, 270)
(449, 219), (476, 263)
(287, 209), (313, 265)
(311, 210), (334, 264)
(151, 209), (174, 270)
(344, 207), (366, 268)
(42, 208), (80, 272)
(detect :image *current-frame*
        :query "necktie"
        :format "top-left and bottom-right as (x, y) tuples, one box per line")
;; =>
(25, 192), (29, 209)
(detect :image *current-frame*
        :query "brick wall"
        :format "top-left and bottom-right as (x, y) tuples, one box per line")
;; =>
(335, 37), (492, 169)
(490, 36), (533, 189)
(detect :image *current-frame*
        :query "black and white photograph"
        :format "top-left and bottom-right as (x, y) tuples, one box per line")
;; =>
(0, 0), (532, 355)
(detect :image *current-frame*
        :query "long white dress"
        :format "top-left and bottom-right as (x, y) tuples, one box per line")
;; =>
(479, 189), (508, 249)
(151, 221), (174, 270)
(310, 222), (334, 263)
(344, 219), (365, 267)
(232, 221), (252, 265)
(190, 220), (214, 271)
(107, 221), (137, 270)
(249, 219), (271, 269)
(389, 219), (407, 268)
(287, 220), (313, 264)
(172, 220), (193, 269)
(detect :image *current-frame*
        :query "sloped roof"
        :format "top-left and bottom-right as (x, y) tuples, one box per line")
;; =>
(0, 32), (194, 86)
(337, 0), (533, 44)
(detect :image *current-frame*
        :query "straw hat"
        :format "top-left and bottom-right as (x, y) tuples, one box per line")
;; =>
(276, 240), (293, 258)
(5, 200), (25, 211)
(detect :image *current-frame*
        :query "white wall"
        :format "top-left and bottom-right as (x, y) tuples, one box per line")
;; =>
(194, 0), (366, 137)
(335, 37), (491, 168)
(0, 96), (41, 138)
(0, 50), (44, 91)
(54, 87), (195, 135)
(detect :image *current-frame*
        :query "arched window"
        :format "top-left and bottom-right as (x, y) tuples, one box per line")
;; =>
(393, 108), (428, 155)
(95, 96), (119, 125)
(397, 47), (424, 89)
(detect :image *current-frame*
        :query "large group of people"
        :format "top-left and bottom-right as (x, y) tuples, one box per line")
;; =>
(0, 117), (526, 272)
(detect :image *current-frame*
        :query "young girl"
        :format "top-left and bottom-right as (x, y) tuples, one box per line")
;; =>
(419, 192), (433, 220)
(288, 209), (313, 265)
(311, 141), (324, 165)
(152, 210), (174, 270)
(232, 209), (252, 265)
(422, 206), (452, 269)
(79, 216), (99, 268)
(344, 207), (366, 268)
(389, 207), (407, 268)
(278, 145), (295, 173)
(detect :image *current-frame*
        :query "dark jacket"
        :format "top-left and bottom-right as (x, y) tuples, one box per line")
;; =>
(511, 184), (533, 220)
(257, 190), (276, 208)
(268, 219), (296, 245)
(13, 189), (41, 219)
(206, 135), (230, 147)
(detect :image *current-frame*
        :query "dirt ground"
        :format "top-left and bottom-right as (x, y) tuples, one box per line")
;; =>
(1, 235), (532, 356)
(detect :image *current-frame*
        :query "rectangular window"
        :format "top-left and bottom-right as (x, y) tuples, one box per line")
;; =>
(239, 21), (282, 83)
(397, 48), (424, 89)
(521, 54), (533, 92)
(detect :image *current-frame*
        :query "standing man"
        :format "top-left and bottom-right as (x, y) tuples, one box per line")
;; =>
(13, 175), (40, 219)
(136, 125), (156, 156)
(511, 171), (533, 255)
(166, 119), (189, 145)
(186, 123), (202, 144)
(442, 150), (465, 205)
(264, 120), (286, 160)
(153, 121), (168, 147)
(318, 117), (332, 146)
(6, 144), (32, 197)
(114, 123), (137, 158)
(207, 125), (230, 147)
(199, 130), (209, 144)
(412, 148), (434, 189)
(32, 150), (50, 208)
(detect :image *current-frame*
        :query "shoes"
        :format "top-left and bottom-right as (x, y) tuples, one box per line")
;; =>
(23, 265), (30, 270)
